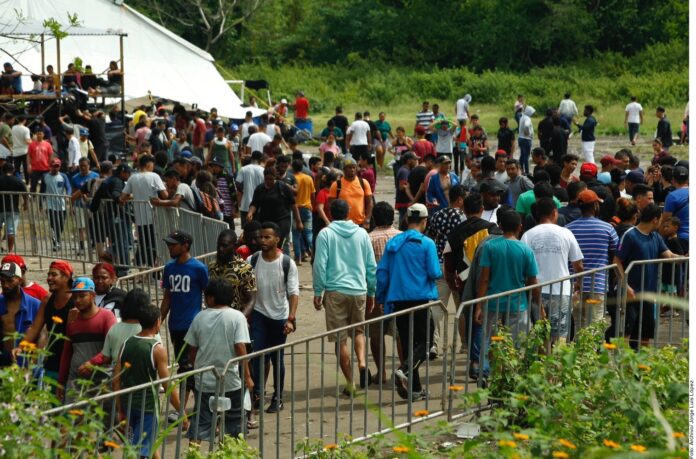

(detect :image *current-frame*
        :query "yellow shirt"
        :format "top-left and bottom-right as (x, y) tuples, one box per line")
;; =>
(328, 176), (373, 225)
(295, 172), (315, 210)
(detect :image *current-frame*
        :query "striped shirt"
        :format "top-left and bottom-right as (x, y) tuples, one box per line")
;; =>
(565, 217), (618, 293)
(369, 226), (401, 262)
(416, 111), (434, 130)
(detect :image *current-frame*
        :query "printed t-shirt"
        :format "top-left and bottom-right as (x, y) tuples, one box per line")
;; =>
(163, 257), (209, 331)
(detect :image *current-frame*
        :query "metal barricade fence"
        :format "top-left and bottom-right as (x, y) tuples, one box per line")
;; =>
(615, 257), (689, 350)
(0, 192), (227, 272)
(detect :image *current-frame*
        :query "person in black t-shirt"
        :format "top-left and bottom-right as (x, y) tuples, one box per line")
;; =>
(247, 167), (301, 249)
(329, 107), (350, 153)
(496, 117), (515, 156)
(408, 156), (434, 206)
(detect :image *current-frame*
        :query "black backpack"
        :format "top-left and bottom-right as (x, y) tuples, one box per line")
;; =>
(249, 252), (292, 296)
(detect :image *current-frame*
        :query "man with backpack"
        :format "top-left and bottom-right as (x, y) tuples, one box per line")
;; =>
(327, 159), (373, 228)
(247, 221), (299, 413)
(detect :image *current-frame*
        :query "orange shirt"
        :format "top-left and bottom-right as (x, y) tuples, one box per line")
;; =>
(328, 176), (373, 225)
(295, 172), (315, 210)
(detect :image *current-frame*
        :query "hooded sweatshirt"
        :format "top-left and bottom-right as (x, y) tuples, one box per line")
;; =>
(313, 219), (377, 296)
(518, 106), (535, 140)
(376, 229), (442, 314)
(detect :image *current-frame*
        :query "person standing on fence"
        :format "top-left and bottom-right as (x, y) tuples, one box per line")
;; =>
(565, 190), (620, 330)
(313, 199), (377, 394)
(617, 203), (681, 349)
(185, 278), (253, 442)
(521, 197), (584, 343)
(377, 203), (441, 401)
(119, 154), (167, 267)
(208, 229), (257, 314)
(27, 127), (53, 193)
(0, 162), (27, 253)
(41, 158), (71, 252)
(160, 230), (209, 414)
(247, 222), (299, 413)
(70, 158), (98, 257)
(0, 261), (41, 367)
(115, 303), (186, 459)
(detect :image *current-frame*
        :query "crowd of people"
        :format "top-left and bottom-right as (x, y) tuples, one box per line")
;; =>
(0, 88), (690, 454)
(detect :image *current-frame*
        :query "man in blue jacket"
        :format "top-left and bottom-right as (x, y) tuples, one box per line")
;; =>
(377, 203), (441, 400)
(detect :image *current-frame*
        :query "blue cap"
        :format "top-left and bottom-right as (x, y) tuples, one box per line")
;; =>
(597, 171), (612, 185)
(180, 150), (193, 158)
(79, 128), (89, 136)
(230, 123), (239, 131)
(71, 277), (95, 293)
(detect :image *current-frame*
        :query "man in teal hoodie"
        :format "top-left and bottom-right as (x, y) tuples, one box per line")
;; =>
(313, 199), (377, 395)
(377, 203), (441, 400)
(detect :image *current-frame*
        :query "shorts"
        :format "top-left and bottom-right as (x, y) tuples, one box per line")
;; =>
(187, 389), (244, 442)
(74, 207), (89, 230)
(365, 303), (396, 339)
(350, 145), (370, 161)
(0, 212), (19, 236)
(323, 291), (366, 342)
(541, 294), (571, 340)
(170, 329), (195, 391)
(128, 411), (158, 458)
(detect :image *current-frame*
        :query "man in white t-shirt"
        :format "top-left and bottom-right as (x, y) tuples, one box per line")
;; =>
(119, 154), (168, 267)
(152, 169), (196, 211)
(520, 197), (583, 343)
(455, 94), (471, 122)
(236, 150), (265, 222)
(247, 222), (299, 413)
(558, 93), (578, 125)
(10, 116), (30, 180)
(346, 112), (371, 161)
(245, 126), (272, 157)
(624, 96), (644, 145)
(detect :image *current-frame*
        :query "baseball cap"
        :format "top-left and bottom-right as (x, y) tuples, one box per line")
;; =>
(180, 151), (193, 159)
(673, 166), (689, 181)
(0, 262), (22, 278)
(577, 189), (603, 204)
(1, 254), (25, 271)
(51, 158), (62, 167)
(479, 180), (506, 194)
(406, 203), (429, 219)
(415, 125), (426, 136)
(209, 158), (225, 168)
(70, 277), (96, 293)
(191, 157), (203, 166)
(49, 260), (74, 277)
(281, 98), (288, 104)
(163, 230), (193, 245)
(79, 128), (89, 136)
(115, 164), (133, 175)
(626, 170), (645, 184)
(402, 152), (417, 161)
(343, 158), (357, 167)
(437, 156), (452, 164)
(597, 172), (612, 185)
(230, 123), (240, 131)
(599, 155), (619, 167)
(495, 149), (508, 157)
(579, 163), (598, 177)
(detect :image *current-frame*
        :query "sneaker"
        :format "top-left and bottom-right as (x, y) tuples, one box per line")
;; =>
(395, 379), (409, 400)
(265, 399), (283, 413)
(359, 367), (372, 389)
(469, 362), (480, 381)
(394, 366), (409, 382)
(167, 412), (180, 423)
(411, 390), (427, 402)
(341, 385), (357, 397)
(429, 345), (438, 361)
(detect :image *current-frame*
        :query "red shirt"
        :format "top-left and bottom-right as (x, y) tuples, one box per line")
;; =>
(27, 140), (53, 171)
(193, 119), (207, 147)
(359, 168), (376, 193)
(413, 139), (435, 161)
(24, 282), (49, 301)
(314, 188), (332, 218)
(294, 97), (309, 119)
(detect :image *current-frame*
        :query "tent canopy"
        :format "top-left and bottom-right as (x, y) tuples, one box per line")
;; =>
(0, 1), (265, 119)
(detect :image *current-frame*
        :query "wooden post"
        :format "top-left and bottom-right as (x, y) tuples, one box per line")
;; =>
(40, 34), (45, 77)
(55, 37), (61, 95)
(120, 34), (126, 150)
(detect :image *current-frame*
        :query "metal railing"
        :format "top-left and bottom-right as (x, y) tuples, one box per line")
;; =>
(0, 191), (227, 273)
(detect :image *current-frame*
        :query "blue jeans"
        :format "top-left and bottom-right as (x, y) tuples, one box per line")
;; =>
(292, 207), (313, 260)
(250, 310), (288, 401)
(518, 138), (532, 174)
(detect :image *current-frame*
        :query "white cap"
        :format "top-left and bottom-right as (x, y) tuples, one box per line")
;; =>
(406, 203), (429, 219)
(281, 98), (288, 104)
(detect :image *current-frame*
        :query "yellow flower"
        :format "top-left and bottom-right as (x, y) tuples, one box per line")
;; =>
(603, 439), (620, 449)
(392, 445), (409, 453)
(491, 335), (505, 342)
(630, 444), (647, 453)
(68, 409), (84, 416)
(103, 441), (120, 449)
(552, 452), (569, 459)
(52, 316), (64, 324)
(585, 298), (602, 304)
(637, 364), (651, 371)
(123, 362), (132, 369)
(558, 439), (577, 449)
(498, 440), (517, 448)
(515, 394), (529, 401)
(512, 433), (530, 441)
(672, 432), (685, 439)
(414, 409), (429, 417)
(602, 343), (617, 350)
(19, 340), (36, 351)
(324, 444), (338, 451)
(449, 385), (464, 392)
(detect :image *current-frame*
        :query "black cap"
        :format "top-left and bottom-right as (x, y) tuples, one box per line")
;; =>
(163, 230), (193, 245)
(209, 158), (225, 168)
(115, 164), (133, 175)
(479, 180), (506, 194)
(673, 166), (689, 181)
(402, 152), (417, 161)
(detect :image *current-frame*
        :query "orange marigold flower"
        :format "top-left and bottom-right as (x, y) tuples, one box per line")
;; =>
(324, 444), (338, 451)
(630, 444), (647, 453)
(672, 432), (685, 439)
(491, 335), (505, 342)
(68, 409), (84, 416)
(392, 445), (409, 453)
(558, 439), (577, 449)
(603, 439), (620, 449)
(19, 340), (36, 351)
(52, 316), (64, 324)
(585, 298), (602, 304)
(103, 441), (120, 449)
(449, 385), (464, 392)
(513, 433), (530, 441)
(498, 440), (517, 448)
(552, 452), (569, 459)
(414, 409), (429, 417)
(123, 362), (132, 369)
(602, 343), (617, 350)
(637, 364), (651, 371)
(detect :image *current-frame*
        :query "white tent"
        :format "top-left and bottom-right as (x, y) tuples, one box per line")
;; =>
(0, 0), (265, 119)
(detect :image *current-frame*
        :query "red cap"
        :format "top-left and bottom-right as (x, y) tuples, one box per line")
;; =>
(1, 254), (26, 271)
(580, 162), (598, 177)
(495, 149), (508, 157)
(415, 125), (426, 136)
(599, 155), (619, 167)
(577, 189), (603, 204)
(92, 262), (116, 278)
(49, 260), (74, 277)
